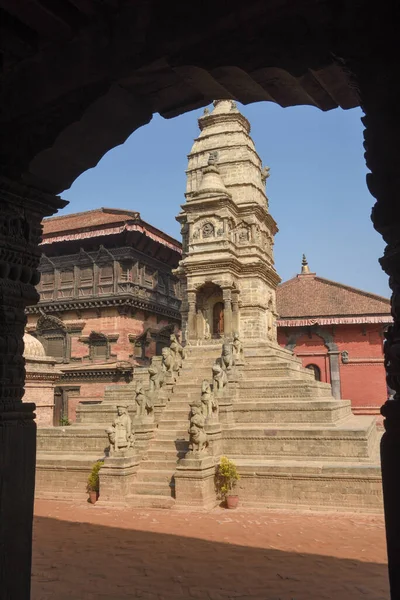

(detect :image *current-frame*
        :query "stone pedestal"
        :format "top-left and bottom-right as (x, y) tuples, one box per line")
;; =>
(174, 455), (217, 508)
(205, 421), (223, 456)
(132, 421), (156, 459)
(98, 452), (139, 506)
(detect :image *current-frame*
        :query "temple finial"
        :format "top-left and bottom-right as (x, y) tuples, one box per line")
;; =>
(301, 254), (311, 274)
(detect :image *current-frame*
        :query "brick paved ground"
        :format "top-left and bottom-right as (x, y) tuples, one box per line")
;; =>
(32, 500), (388, 600)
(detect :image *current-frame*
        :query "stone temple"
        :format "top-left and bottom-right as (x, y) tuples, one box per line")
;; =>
(35, 100), (382, 511)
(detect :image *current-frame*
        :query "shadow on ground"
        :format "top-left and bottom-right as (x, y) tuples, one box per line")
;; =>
(32, 515), (388, 600)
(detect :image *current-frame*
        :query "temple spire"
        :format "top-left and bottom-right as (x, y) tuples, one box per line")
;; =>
(301, 254), (311, 274)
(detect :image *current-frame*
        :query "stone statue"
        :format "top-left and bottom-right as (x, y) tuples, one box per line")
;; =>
(161, 346), (174, 374)
(135, 381), (154, 420)
(221, 342), (235, 371)
(148, 358), (165, 393)
(232, 332), (244, 363)
(261, 165), (270, 185)
(188, 402), (208, 454)
(169, 333), (185, 371)
(203, 311), (211, 340)
(200, 379), (214, 418)
(105, 404), (134, 455)
(212, 361), (227, 393)
(203, 107), (210, 116)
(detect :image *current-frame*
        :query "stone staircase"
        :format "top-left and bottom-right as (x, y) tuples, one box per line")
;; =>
(34, 340), (382, 511)
(128, 345), (221, 507)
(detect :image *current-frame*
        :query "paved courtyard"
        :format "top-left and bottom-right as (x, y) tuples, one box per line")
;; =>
(33, 500), (388, 600)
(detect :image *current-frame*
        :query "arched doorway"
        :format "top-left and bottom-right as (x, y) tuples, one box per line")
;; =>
(213, 302), (224, 336)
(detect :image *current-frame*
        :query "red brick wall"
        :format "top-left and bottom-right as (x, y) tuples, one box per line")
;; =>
(277, 324), (386, 414)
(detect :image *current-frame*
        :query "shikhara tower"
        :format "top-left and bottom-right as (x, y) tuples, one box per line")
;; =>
(176, 99), (280, 343)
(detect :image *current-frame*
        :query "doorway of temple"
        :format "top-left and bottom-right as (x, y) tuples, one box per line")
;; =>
(213, 302), (224, 336)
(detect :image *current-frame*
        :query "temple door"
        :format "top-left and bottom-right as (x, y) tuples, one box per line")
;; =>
(213, 302), (224, 336)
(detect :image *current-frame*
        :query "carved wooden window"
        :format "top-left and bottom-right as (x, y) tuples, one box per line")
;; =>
(60, 270), (73, 286)
(157, 274), (166, 293)
(80, 267), (93, 285)
(46, 336), (65, 360)
(92, 340), (108, 360)
(99, 264), (113, 283)
(120, 263), (131, 282)
(144, 267), (154, 287)
(41, 271), (55, 289)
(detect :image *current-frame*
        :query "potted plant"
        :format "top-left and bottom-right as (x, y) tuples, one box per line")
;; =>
(86, 460), (103, 504)
(216, 456), (240, 509)
(59, 416), (71, 426)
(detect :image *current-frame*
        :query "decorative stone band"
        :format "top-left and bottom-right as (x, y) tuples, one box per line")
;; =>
(278, 316), (392, 327)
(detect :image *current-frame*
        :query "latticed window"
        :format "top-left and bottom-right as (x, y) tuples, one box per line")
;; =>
(120, 263), (131, 282)
(99, 264), (113, 283)
(144, 267), (154, 286)
(80, 266), (93, 285)
(60, 269), (73, 286)
(46, 336), (65, 360)
(41, 271), (55, 289)
(92, 340), (108, 360)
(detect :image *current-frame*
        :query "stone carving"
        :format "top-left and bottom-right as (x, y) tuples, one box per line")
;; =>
(135, 381), (154, 421)
(106, 405), (134, 455)
(200, 379), (218, 419)
(203, 310), (211, 340)
(203, 107), (210, 116)
(221, 342), (235, 371)
(341, 350), (349, 364)
(202, 222), (214, 238)
(188, 402), (208, 454)
(261, 165), (270, 185)
(161, 347), (174, 374)
(148, 357), (165, 393)
(232, 333), (244, 363)
(212, 361), (228, 393)
(169, 333), (185, 370)
(208, 150), (218, 165)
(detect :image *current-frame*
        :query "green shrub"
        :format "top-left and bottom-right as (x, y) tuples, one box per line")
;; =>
(215, 456), (240, 498)
(59, 416), (71, 426)
(86, 460), (104, 493)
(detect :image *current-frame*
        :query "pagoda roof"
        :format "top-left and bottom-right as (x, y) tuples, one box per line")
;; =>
(41, 208), (181, 253)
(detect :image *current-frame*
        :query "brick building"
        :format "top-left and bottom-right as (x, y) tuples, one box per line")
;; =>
(276, 256), (392, 416)
(26, 208), (181, 423)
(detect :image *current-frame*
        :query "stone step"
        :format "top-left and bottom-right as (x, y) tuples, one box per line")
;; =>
(126, 494), (175, 508)
(231, 458), (382, 512)
(158, 418), (189, 431)
(35, 452), (101, 500)
(131, 481), (173, 497)
(238, 380), (332, 399)
(37, 427), (109, 454)
(233, 400), (352, 424)
(139, 459), (179, 470)
(223, 417), (377, 461)
(147, 446), (188, 461)
(241, 364), (313, 379)
(136, 469), (175, 483)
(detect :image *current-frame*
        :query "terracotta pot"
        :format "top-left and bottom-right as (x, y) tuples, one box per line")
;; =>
(88, 490), (98, 504)
(226, 495), (239, 509)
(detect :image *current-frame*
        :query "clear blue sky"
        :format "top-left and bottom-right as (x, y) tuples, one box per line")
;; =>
(61, 101), (390, 298)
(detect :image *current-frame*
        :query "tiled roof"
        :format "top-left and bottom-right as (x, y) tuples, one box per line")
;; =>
(42, 208), (141, 235)
(276, 273), (390, 319)
(41, 207), (181, 251)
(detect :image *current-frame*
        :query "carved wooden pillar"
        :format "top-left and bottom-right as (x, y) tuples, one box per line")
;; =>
(187, 291), (197, 340)
(356, 64), (400, 599)
(222, 288), (233, 338)
(0, 176), (66, 598)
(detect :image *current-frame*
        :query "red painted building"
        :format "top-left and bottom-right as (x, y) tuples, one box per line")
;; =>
(276, 257), (392, 416)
